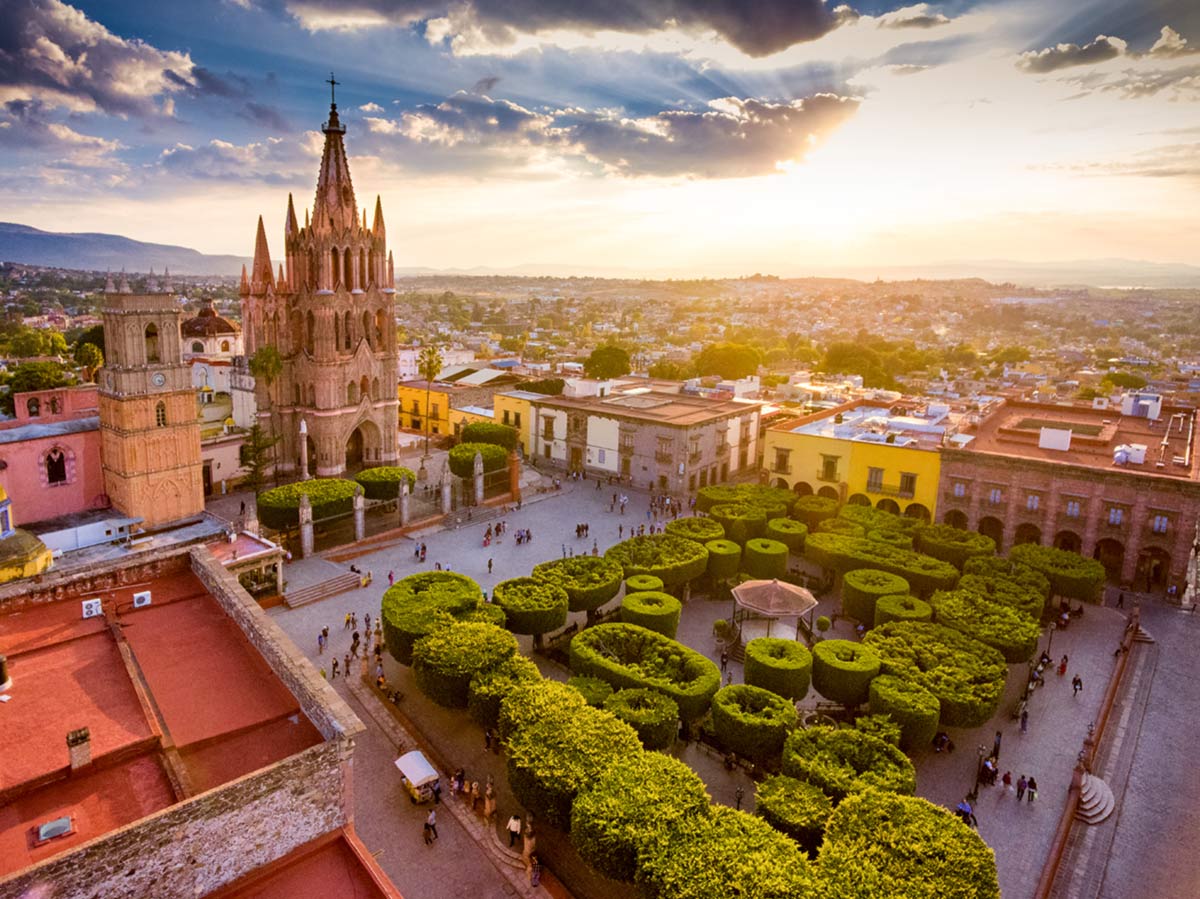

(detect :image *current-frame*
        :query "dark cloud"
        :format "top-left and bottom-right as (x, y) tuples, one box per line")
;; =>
(157, 134), (318, 183)
(0, 99), (124, 177)
(471, 75), (501, 94)
(238, 101), (291, 131)
(1017, 35), (1127, 73)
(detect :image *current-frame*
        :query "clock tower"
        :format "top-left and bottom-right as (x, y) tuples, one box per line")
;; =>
(99, 289), (204, 527)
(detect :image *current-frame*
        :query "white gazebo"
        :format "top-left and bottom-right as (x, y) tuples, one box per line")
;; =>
(730, 578), (819, 642)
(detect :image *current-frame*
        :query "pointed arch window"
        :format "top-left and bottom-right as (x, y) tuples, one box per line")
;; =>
(26, 397), (40, 418)
(145, 323), (160, 362)
(343, 311), (352, 350)
(372, 377), (380, 400)
(306, 310), (315, 354)
(46, 447), (67, 485)
(155, 401), (167, 427)
(334, 313), (341, 351)
(330, 247), (339, 289)
(191, 341), (204, 353)
(348, 382), (357, 405)
(375, 309), (385, 347)
(368, 249), (376, 287)
(360, 375), (369, 402)
(362, 311), (372, 350)
(344, 248), (353, 289)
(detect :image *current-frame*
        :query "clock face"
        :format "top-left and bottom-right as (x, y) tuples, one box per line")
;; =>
(152, 372), (166, 388)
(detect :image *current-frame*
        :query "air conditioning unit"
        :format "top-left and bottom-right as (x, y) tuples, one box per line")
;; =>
(132, 591), (152, 609)
(81, 599), (102, 619)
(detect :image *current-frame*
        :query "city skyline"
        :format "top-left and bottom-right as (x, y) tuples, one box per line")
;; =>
(2, 0), (1198, 275)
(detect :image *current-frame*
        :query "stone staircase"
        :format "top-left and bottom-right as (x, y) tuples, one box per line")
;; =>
(1133, 624), (1156, 644)
(1076, 773), (1116, 825)
(284, 571), (362, 608)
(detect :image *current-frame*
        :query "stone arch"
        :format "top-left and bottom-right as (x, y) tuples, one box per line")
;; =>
(793, 481), (813, 497)
(847, 493), (871, 506)
(145, 323), (160, 362)
(903, 502), (931, 523)
(306, 311), (315, 354)
(360, 249), (367, 289)
(817, 486), (839, 500)
(1136, 546), (1171, 591)
(1014, 522), (1041, 546)
(1054, 530), (1082, 553)
(876, 498), (901, 515)
(346, 418), (382, 469)
(43, 445), (73, 486)
(371, 377), (380, 400)
(347, 381), (358, 405)
(344, 247), (353, 289)
(943, 508), (968, 529)
(771, 477), (788, 489)
(360, 375), (369, 401)
(362, 310), (372, 350)
(334, 313), (341, 351)
(220, 340), (230, 353)
(308, 383), (316, 406)
(375, 308), (386, 347)
(978, 516), (1004, 551)
(191, 341), (204, 353)
(343, 310), (352, 350)
(26, 397), (40, 418)
(368, 248), (376, 286)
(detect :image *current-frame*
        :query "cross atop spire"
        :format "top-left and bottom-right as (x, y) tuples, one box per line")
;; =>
(327, 72), (338, 107)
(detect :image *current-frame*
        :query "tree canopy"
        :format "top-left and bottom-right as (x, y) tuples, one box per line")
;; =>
(695, 342), (761, 380)
(584, 344), (632, 379)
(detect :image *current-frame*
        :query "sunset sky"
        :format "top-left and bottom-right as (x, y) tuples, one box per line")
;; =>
(1, 0), (1197, 275)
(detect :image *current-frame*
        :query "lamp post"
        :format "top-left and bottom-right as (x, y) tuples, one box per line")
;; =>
(299, 417), (310, 480)
(967, 744), (986, 801)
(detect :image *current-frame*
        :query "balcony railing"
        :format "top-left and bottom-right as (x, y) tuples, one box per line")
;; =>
(619, 443), (635, 455)
(716, 444), (731, 458)
(867, 483), (915, 499)
(770, 463), (791, 475)
(655, 452), (674, 464)
(816, 469), (839, 483)
(942, 489), (970, 504)
(690, 451), (703, 465)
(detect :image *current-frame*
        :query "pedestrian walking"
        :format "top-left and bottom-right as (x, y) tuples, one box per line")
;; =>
(317, 631), (325, 654)
(344, 612), (352, 630)
(1058, 655), (1068, 676)
(331, 658), (340, 680)
(507, 814), (522, 847)
(529, 854), (542, 887)
(387, 570), (394, 586)
(344, 653), (351, 677)
(1027, 777), (1038, 802)
(993, 730), (1002, 761)
(735, 785), (744, 810)
(364, 613), (371, 633)
(488, 558), (493, 574)
(432, 780), (441, 804)
(1016, 775), (1027, 801)
(720, 650), (729, 673)
(1072, 674), (1083, 695)
(1002, 770), (1012, 794)
(1020, 708), (1029, 734)
(1116, 591), (1125, 609)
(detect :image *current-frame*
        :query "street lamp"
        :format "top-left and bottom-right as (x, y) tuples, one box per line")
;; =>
(299, 417), (310, 480)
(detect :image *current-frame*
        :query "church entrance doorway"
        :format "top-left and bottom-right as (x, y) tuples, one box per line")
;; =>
(346, 428), (365, 471)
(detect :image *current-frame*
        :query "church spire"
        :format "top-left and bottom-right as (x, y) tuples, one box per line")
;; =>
(251, 215), (274, 291)
(239, 264), (250, 296)
(372, 194), (386, 239)
(285, 192), (298, 235)
(105, 270), (115, 293)
(313, 73), (357, 234)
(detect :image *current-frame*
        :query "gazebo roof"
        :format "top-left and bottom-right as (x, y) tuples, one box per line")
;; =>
(731, 578), (818, 618)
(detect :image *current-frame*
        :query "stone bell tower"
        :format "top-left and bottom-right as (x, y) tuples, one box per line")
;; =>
(98, 285), (204, 527)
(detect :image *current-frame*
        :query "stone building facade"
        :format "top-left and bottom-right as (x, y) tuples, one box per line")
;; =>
(241, 94), (399, 477)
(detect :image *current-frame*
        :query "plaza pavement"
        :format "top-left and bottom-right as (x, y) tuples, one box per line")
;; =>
(209, 477), (1195, 899)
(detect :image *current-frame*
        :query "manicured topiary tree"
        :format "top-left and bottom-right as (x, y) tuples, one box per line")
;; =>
(812, 640), (881, 708)
(353, 465), (417, 500)
(765, 517), (807, 553)
(532, 556), (623, 621)
(447, 442), (507, 478)
(625, 573), (665, 593)
(873, 594), (932, 627)
(468, 653), (542, 728)
(257, 478), (359, 529)
(868, 674), (940, 752)
(381, 571), (485, 665)
(963, 556), (1052, 600)
(696, 484), (795, 516)
(711, 684), (798, 763)
(743, 537), (788, 579)
(570, 622), (721, 721)
(863, 622), (1008, 728)
(957, 573), (1046, 620)
(460, 421), (518, 450)
(804, 533), (959, 596)
(929, 588), (1041, 662)
(506, 703), (642, 828)
(792, 495), (839, 530)
(620, 590), (683, 638)
(498, 678), (587, 743)
(744, 638), (812, 701)
(818, 789), (1000, 899)
(1009, 543), (1105, 603)
(603, 688), (679, 750)
(916, 524), (996, 570)
(815, 518), (867, 538)
(605, 534), (709, 589)
(412, 621), (518, 708)
(842, 569), (909, 625)
(853, 713), (902, 747)
(781, 726), (916, 802)
(665, 516), (726, 545)
(491, 576), (569, 648)
(866, 529), (913, 549)
(567, 675), (614, 707)
(704, 539), (742, 582)
(755, 774), (834, 855)
(709, 502), (768, 544)
(838, 504), (920, 534)
(571, 751), (710, 883)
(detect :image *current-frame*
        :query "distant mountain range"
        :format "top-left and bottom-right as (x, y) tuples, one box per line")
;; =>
(2, 221), (1198, 288)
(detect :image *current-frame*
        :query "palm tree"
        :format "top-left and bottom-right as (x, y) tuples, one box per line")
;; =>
(416, 341), (443, 480)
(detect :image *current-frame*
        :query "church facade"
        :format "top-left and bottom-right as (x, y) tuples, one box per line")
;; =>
(241, 93), (399, 477)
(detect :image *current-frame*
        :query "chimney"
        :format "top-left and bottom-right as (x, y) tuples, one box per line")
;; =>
(67, 727), (91, 771)
(0, 653), (10, 691)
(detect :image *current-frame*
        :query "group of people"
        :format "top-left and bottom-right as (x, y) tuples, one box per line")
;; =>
(574, 522), (591, 538)
(513, 528), (534, 545)
(318, 613), (384, 684)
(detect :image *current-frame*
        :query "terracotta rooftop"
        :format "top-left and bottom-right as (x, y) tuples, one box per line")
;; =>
(531, 390), (754, 426)
(210, 829), (398, 899)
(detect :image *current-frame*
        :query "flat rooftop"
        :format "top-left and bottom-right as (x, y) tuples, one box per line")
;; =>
(961, 400), (1198, 479)
(533, 390), (754, 426)
(777, 402), (953, 451)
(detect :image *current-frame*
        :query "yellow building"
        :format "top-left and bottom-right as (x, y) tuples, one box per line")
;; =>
(397, 380), (453, 437)
(449, 405), (495, 439)
(0, 485), (52, 584)
(762, 400), (947, 522)
(493, 390), (541, 456)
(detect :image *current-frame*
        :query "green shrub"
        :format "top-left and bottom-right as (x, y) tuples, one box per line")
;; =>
(625, 573), (665, 593)
(818, 789), (1000, 899)
(460, 421), (518, 450)
(498, 678), (587, 744)
(915, 524), (996, 570)
(603, 688), (679, 750)
(1008, 544), (1105, 603)
(605, 534), (709, 588)
(837, 504), (921, 534)
(812, 640), (881, 708)
(963, 556), (1051, 600)
(868, 674), (940, 752)
(492, 576), (569, 639)
(570, 622), (721, 720)
(873, 594), (932, 627)
(755, 775), (834, 855)
(958, 573), (1046, 620)
(381, 571), (484, 665)
(866, 528), (912, 549)
(468, 653), (542, 728)
(571, 751), (710, 883)
(353, 465), (417, 500)
(743, 638), (812, 701)
(709, 502), (768, 543)
(863, 622), (1007, 728)
(412, 621), (518, 708)
(704, 539), (742, 581)
(620, 590), (683, 638)
(929, 589), (1042, 662)
(257, 478), (358, 529)
(792, 495), (839, 530)
(567, 675), (615, 707)
(781, 726), (916, 802)
(765, 517), (808, 553)
(636, 806), (816, 899)
(447, 442), (507, 478)
(664, 516), (726, 545)
(743, 537), (788, 579)
(805, 533), (959, 597)
(711, 684), (798, 762)
(852, 713), (902, 747)
(532, 556), (624, 614)
(842, 569), (909, 625)
(816, 518), (867, 538)
(696, 484), (796, 516)
(463, 603), (507, 627)
(506, 704), (642, 828)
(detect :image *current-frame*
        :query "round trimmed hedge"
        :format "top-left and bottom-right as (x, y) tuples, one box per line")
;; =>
(837, 504), (920, 534)
(868, 674), (940, 752)
(873, 594), (932, 627)
(711, 684), (798, 762)
(755, 775), (834, 855)
(620, 590), (683, 638)
(709, 503), (767, 544)
(804, 533), (960, 597)
(842, 569), (909, 625)
(863, 622), (1008, 728)
(704, 539), (742, 581)
(447, 442), (508, 478)
(866, 529), (912, 550)
(963, 556), (1052, 599)
(605, 534), (709, 588)
(696, 484), (796, 516)
(567, 675), (615, 707)
(498, 678), (587, 744)
(765, 517), (808, 553)
(353, 465), (417, 500)
(664, 516), (726, 545)
(381, 571), (484, 665)
(257, 478), (358, 529)
(853, 713), (902, 747)
(792, 495), (839, 530)
(467, 653), (542, 728)
(460, 421), (518, 450)
(492, 576), (569, 639)
(743, 638), (812, 701)
(603, 688), (679, 750)
(816, 518), (867, 538)
(743, 537), (788, 579)
(412, 621), (518, 708)
(818, 789), (1000, 899)
(929, 588), (1042, 662)
(570, 622), (721, 721)
(532, 555), (624, 614)
(571, 751), (710, 883)
(781, 726), (916, 802)
(625, 573), (665, 593)
(1008, 543), (1105, 603)
(915, 524), (996, 570)
(958, 572), (1046, 620)
(812, 640), (881, 708)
